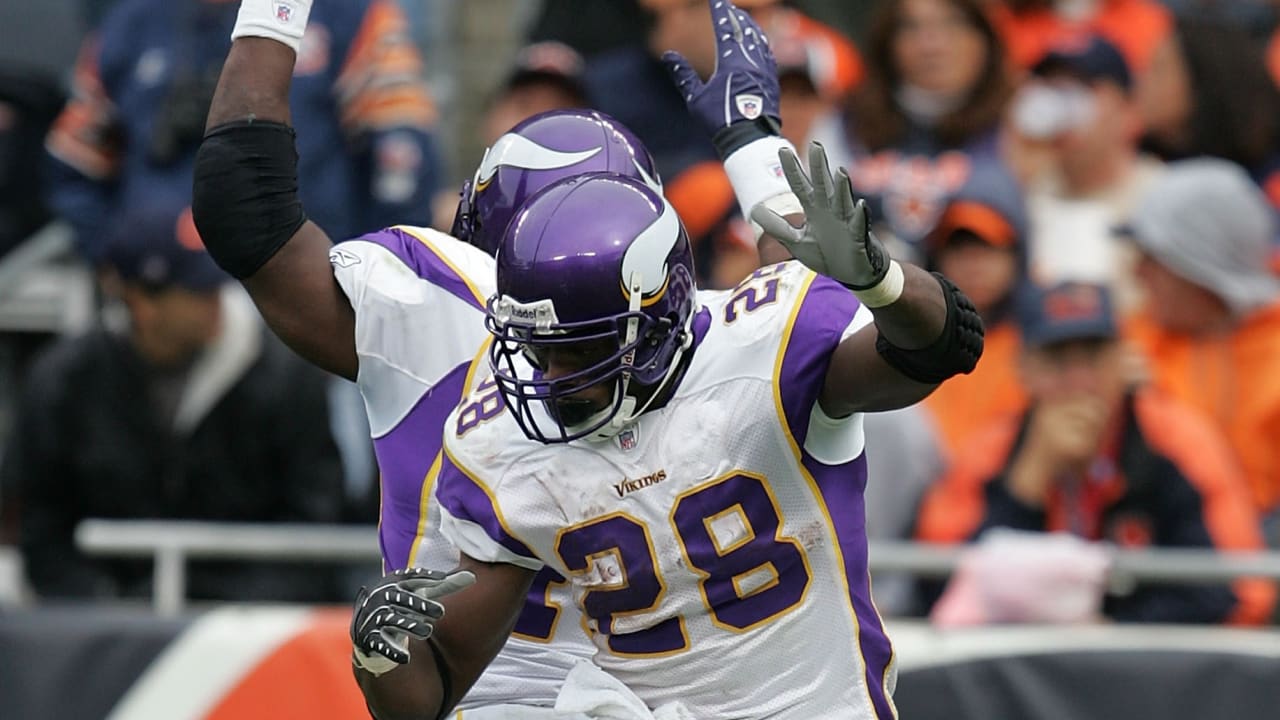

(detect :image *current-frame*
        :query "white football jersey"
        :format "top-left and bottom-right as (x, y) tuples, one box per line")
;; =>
(439, 261), (897, 719)
(329, 226), (594, 713)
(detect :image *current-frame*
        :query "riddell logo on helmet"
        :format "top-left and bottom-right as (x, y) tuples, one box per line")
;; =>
(508, 305), (541, 323)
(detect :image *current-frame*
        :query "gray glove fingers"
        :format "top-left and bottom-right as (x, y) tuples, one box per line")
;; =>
(662, 50), (704, 100)
(391, 567), (449, 582)
(362, 628), (412, 664)
(807, 142), (836, 206)
(359, 589), (442, 630)
(365, 569), (446, 603)
(835, 167), (859, 220)
(361, 600), (438, 639)
(778, 147), (814, 205)
(850, 197), (870, 235)
(400, 569), (477, 600)
(376, 604), (438, 642)
(382, 585), (447, 620)
(750, 206), (805, 246)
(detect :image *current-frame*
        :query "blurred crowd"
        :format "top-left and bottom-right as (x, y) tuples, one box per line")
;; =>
(0, 0), (1278, 625)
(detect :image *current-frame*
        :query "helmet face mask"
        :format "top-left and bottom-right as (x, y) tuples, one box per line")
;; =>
(451, 109), (662, 256)
(485, 173), (696, 444)
(487, 304), (673, 443)
(448, 178), (477, 244)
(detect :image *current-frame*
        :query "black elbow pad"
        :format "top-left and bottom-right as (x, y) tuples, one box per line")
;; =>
(191, 120), (307, 279)
(875, 272), (985, 384)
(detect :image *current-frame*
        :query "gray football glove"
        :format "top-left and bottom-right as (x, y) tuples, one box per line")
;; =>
(751, 142), (894, 294)
(350, 567), (476, 676)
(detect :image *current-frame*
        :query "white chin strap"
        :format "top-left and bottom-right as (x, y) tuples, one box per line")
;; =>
(580, 271), (694, 444)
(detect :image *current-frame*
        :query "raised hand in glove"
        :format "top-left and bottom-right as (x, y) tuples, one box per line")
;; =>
(664, 0), (779, 154)
(350, 567), (476, 676)
(751, 142), (905, 307)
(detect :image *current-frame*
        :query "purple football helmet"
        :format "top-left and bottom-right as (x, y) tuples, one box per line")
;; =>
(451, 109), (662, 255)
(486, 173), (697, 444)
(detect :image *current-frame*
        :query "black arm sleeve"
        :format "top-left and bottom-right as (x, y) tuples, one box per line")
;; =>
(191, 120), (307, 279)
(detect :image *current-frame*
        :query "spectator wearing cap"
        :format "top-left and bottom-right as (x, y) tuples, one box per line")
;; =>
(1009, 34), (1164, 310)
(432, 41), (591, 231)
(916, 280), (1274, 625)
(481, 41), (588, 146)
(920, 166), (1030, 457)
(0, 205), (346, 602)
(990, 0), (1173, 77)
(1122, 158), (1280, 541)
(835, 0), (1017, 266)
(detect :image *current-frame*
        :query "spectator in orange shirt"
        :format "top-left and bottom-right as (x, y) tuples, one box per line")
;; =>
(991, 0), (1173, 76)
(920, 165), (1030, 456)
(1121, 158), (1280, 545)
(917, 281), (1274, 624)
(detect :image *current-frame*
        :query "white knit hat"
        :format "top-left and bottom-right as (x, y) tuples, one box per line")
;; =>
(1123, 158), (1279, 316)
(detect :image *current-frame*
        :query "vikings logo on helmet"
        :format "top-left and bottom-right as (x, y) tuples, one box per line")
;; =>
(486, 174), (696, 444)
(620, 197), (681, 305)
(472, 135), (602, 192)
(450, 109), (663, 256)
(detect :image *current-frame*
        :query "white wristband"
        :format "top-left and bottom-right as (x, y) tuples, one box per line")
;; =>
(723, 135), (797, 229)
(852, 260), (905, 308)
(749, 191), (803, 241)
(231, 0), (313, 53)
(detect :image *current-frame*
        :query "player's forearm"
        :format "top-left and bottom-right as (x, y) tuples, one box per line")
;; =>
(355, 646), (448, 720)
(206, 37), (295, 129)
(867, 263), (948, 349)
(821, 266), (982, 414)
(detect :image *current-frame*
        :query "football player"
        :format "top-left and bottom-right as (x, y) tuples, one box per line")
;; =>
(189, 4), (668, 719)
(191, 1), (840, 716)
(346, 3), (984, 720)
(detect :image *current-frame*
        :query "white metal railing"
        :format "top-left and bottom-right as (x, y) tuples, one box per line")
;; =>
(0, 221), (73, 299)
(76, 521), (379, 616)
(75, 519), (1280, 616)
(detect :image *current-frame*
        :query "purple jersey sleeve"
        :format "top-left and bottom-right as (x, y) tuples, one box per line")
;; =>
(774, 273), (893, 717)
(436, 449), (542, 569)
(775, 273), (865, 447)
(344, 226), (487, 310)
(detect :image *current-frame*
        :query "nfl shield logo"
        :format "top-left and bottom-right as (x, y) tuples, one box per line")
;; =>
(618, 427), (638, 452)
(276, 3), (293, 22)
(735, 94), (763, 120)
